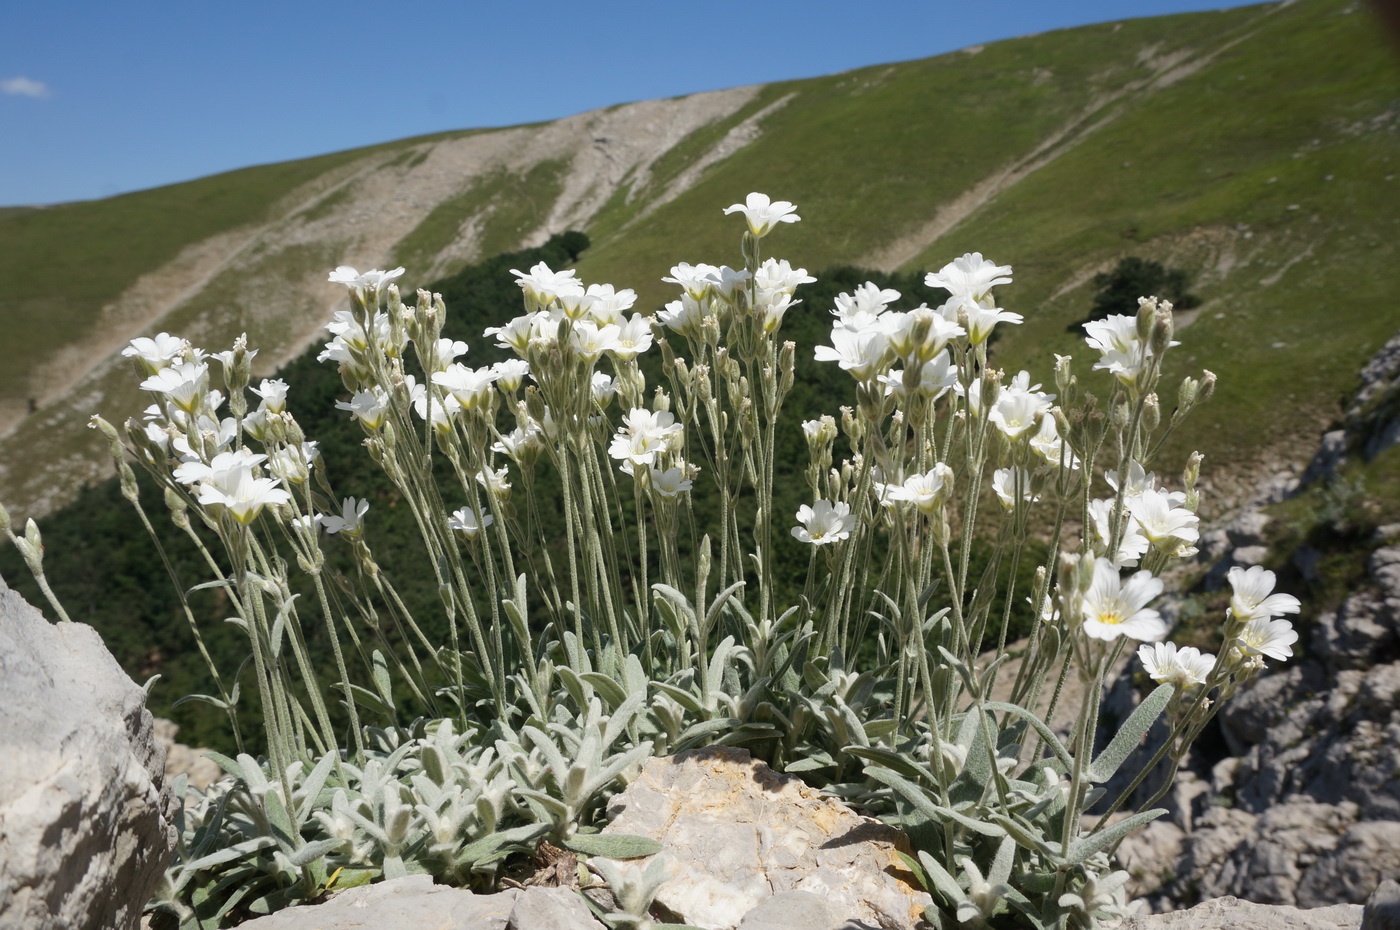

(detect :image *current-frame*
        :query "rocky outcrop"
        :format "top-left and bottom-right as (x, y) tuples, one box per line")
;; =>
(599, 747), (932, 930)
(1115, 329), (1400, 913)
(0, 574), (178, 930)
(235, 876), (596, 930)
(1107, 894), (1362, 929)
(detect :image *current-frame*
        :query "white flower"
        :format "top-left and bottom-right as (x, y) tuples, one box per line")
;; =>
(945, 297), (1024, 345)
(476, 466), (512, 498)
(195, 463), (292, 525)
(832, 281), (901, 332)
(328, 266), (405, 293)
(510, 262), (582, 306)
(585, 283), (637, 323)
(662, 263), (723, 300)
(568, 321), (620, 360)
(250, 378), (289, 413)
(482, 314), (537, 355)
(1139, 642), (1216, 686)
(266, 442), (319, 484)
(610, 315), (654, 359)
(801, 415), (837, 445)
(491, 359), (530, 392)
(792, 500), (857, 545)
(492, 424), (542, 461)
(1236, 617), (1299, 662)
(884, 465), (955, 516)
(650, 466), (693, 498)
(883, 304), (965, 364)
(1079, 558), (1166, 642)
(591, 372), (618, 405)
(123, 333), (191, 374)
(448, 506), (492, 540)
(1029, 412), (1081, 471)
(173, 449), (267, 486)
(989, 387), (1050, 440)
(754, 258), (815, 296)
(1128, 488), (1200, 551)
(722, 192), (800, 237)
(1227, 565), (1301, 621)
(140, 362), (210, 414)
(924, 252), (1013, 304)
(432, 364), (499, 410)
(657, 295), (707, 338)
(322, 497), (369, 536)
(814, 328), (889, 381)
(335, 387), (390, 429)
(992, 467), (1038, 510)
(1088, 498), (1151, 568)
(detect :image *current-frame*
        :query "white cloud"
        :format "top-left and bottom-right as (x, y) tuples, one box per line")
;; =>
(2, 77), (52, 99)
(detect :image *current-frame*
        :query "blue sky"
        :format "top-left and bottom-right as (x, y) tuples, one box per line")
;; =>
(1, 0), (1270, 207)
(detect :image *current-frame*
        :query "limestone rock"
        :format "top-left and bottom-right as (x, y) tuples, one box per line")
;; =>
(0, 574), (178, 930)
(1108, 895), (1362, 929)
(235, 876), (604, 930)
(1362, 880), (1400, 930)
(152, 718), (222, 792)
(1298, 822), (1400, 909)
(601, 747), (932, 930)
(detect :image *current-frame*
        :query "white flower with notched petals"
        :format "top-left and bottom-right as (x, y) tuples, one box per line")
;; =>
(173, 449), (267, 486)
(432, 364), (499, 410)
(1079, 558), (1166, 642)
(482, 314), (537, 355)
(1029, 412), (1082, 471)
(1237, 617), (1298, 662)
(662, 263), (723, 300)
(322, 497), (369, 536)
(328, 266), (405, 296)
(792, 500), (857, 545)
(123, 333), (191, 374)
(266, 442), (320, 484)
(754, 258), (815, 297)
(510, 262), (582, 307)
(814, 328), (889, 381)
(650, 466), (694, 498)
(989, 387), (1050, 440)
(885, 466), (956, 516)
(657, 295), (707, 338)
(801, 415), (837, 445)
(448, 506), (492, 540)
(992, 467), (1038, 510)
(939, 297), (1024, 345)
(723, 192), (800, 238)
(924, 253), (1013, 304)
(568, 321), (619, 360)
(335, 387), (390, 429)
(1088, 498), (1151, 568)
(591, 372), (617, 405)
(250, 378), (289, 413)
(491, 359), (530, 393)
(476, 466), (512, 498)
(1139, 642), (1216, 686)
(140, 362), (210, 414)
(196, 467), (292, 525)
(1128, 488), (1199, 551)
(1227, 565), (1301, 621)
(585, 283), (637, 323)
(883, 304), (965, 365)
(610, 315), (654, 359)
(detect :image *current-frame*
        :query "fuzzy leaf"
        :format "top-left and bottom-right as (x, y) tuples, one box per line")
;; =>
(287, 838), (342, 868)
(563, 833), (664, 859)
(981, 701), (1073, 773)
(455, 823), (549, 868)
(1088, 683), (1174, 783)
(866, 766), (1007, 837)
(1067, 808), (1166, 864)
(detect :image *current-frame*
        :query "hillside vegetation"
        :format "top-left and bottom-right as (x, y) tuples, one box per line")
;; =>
(0, 0), (1396, 522)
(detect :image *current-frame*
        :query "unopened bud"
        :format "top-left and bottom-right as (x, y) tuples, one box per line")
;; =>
(778, 341), (796, 396)
(0, 500), (10, 533)
(1183, 450), (1203, 490)
(1143, 392), (1161, 432)
(1197, 370), (1217, 405)
(1136, 297), (1158, 343)
(1150, 307), (1175, 357)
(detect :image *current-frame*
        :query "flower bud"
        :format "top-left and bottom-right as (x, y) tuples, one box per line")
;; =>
(1198, 369), (1217, 405)
(0, 500), (10, 533)
(778, 341), (796, 396)
(1143, 392), (1161, 432)
(1135, 297), (1158, 343)
(1150, 307), (1175, 357)
(1183, 450), (1203, 490)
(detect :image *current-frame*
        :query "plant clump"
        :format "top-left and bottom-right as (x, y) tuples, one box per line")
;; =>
(2, 193), (1300, 929)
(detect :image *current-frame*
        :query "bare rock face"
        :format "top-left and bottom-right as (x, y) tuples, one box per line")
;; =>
(1107, 895), (1362, 929)
(601, 747), (932, 930)
(0, 574), (178, 930)
(234, 876), (602, 930)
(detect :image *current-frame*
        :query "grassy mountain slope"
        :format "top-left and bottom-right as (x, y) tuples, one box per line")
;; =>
(0, 0), (1396, 518)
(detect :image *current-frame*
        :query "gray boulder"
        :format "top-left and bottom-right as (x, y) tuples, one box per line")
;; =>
(0, 574), (178, 930)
